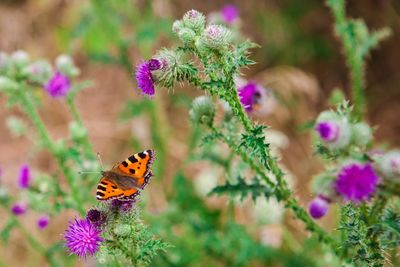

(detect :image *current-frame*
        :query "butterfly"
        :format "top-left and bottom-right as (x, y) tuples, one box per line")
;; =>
(96, 149), (155, 201)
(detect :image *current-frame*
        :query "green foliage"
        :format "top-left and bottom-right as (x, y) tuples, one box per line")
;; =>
(97, 205), (170, 266)
(326, 0), (391, 120)
(209, 175), (272, 202)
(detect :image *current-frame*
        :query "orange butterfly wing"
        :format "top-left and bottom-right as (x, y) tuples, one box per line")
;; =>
(96, 149), (154, 201)
(116, 149), (155, 189)
(96, 178), (140, 201)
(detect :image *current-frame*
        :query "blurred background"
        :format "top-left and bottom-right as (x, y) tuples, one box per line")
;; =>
(0, 0), (399, 266)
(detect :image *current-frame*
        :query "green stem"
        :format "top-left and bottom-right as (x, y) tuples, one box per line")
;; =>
(66, 96), (96, 159)
(19, 89), (85, 214)
(211, 128), (336, 247)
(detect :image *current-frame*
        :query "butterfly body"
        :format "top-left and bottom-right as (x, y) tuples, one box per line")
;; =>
(96, 149), (155, 201)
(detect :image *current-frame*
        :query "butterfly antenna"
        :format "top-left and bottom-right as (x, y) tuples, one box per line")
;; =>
(78, 170), (102, 174)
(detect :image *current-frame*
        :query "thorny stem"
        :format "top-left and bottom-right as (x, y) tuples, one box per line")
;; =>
(210, 127), (337, 247)
(18, 89), (85, 214)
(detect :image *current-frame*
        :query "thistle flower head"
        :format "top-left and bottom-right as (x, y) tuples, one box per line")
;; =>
(111, 199), (136, 212)
(335, 162), (379, 203)
(308, 195), (329, 219)
(10, 50), (30, 68)
(238, 82), (265, 112)
(64, 218), (103, 258)
(315, 111), (351, 149)
(135, 61), (155, 96)
(351, 122), (372, 146)
(37, 215), (49, 229)
(44, 72), (71, 98)
(189, 96), (215, 127)
(201, 25), (232, 50)
(378, 150), (400, 179)
(23, 60), (52, 85)
(315, 122), (339, 142)
(86, 209), (107, 228)
(56, 54), (80, 77)
(11, 202), (27, 216)
(221, 4), (239, 24)
(182, 9), (206, 33)
(147, 59), (162, 71)
(18, 164), (30, 189)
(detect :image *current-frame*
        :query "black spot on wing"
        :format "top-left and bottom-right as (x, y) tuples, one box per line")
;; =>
(97, 185), (107, 191)
(128, 155), (138, 163)
(111, 185), (117, 189)
(121, 161), (129, 167)
(129, 169), (136, 174)
(138, 152), (146, 159)
(97, 192), (105, 197)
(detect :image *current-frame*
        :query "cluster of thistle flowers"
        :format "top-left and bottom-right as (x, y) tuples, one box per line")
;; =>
(0, 50), (79, 97)
(308, 107), (400, 219)
(64, 199), (135, 258)
(0, 165), (49, 229)
(134, 8), (271, 115)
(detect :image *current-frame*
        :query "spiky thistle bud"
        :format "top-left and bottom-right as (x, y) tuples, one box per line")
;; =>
(189, 96), (215, 127)
(56, 54), (80, 77)
(199, 25), (232, 50)
(315, 111), (351, 149)
(177, 28), (197, 45)
(22, 60), (52, 85)
(182, 9), (206, 34)
(377, 150), (400, 179)
(351, 122), (372, 146)
(10, 50), (30, 68)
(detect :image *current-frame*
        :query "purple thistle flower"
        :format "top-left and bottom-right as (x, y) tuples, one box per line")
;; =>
(238, 82), (263, 112)
(111, 199), (136, 212)
(335, 162), (379, 203)
(18, 164), (30, 189)
(11, 202), (27, 216)
(86, 209), (107, 228)
(147, 59), (162, 71)
(37, 215), (49, 229)
(135, 61), (156, 96)
(308, 196), (329, 219)
(315, 121), (339, 142)
(64, 218), (103, 258)
(221, 4), (239, 24)
(44, 72), (71, 98)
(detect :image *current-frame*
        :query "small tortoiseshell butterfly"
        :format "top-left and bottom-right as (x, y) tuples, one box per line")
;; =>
(96, 149), (155, 201)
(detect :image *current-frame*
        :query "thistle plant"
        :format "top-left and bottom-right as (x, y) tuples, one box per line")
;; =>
(0, 50), (166, 266)
(134, 4), (400, 266)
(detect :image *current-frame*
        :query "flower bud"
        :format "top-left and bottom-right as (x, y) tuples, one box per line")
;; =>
(56, 54), (80, 77)
(182, 9), (206, 33)
(351, 122), (372, 146)
(113, 224), (131, 237)
(22, 60), (52, 84)
(315, 111), (351, 149)
(189, 96), (215, 127)
(201, 25), (232, 50)
(18, 164), (30, 189)
(69, 121), (87, 140)
(308, 195), (329, 219)
(177, 28), (197, 44)
(10, 50), (30, 68)
(378, 150), (400, 179)
(37, 215), (50, 229)
(12, 202), (27, 216)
